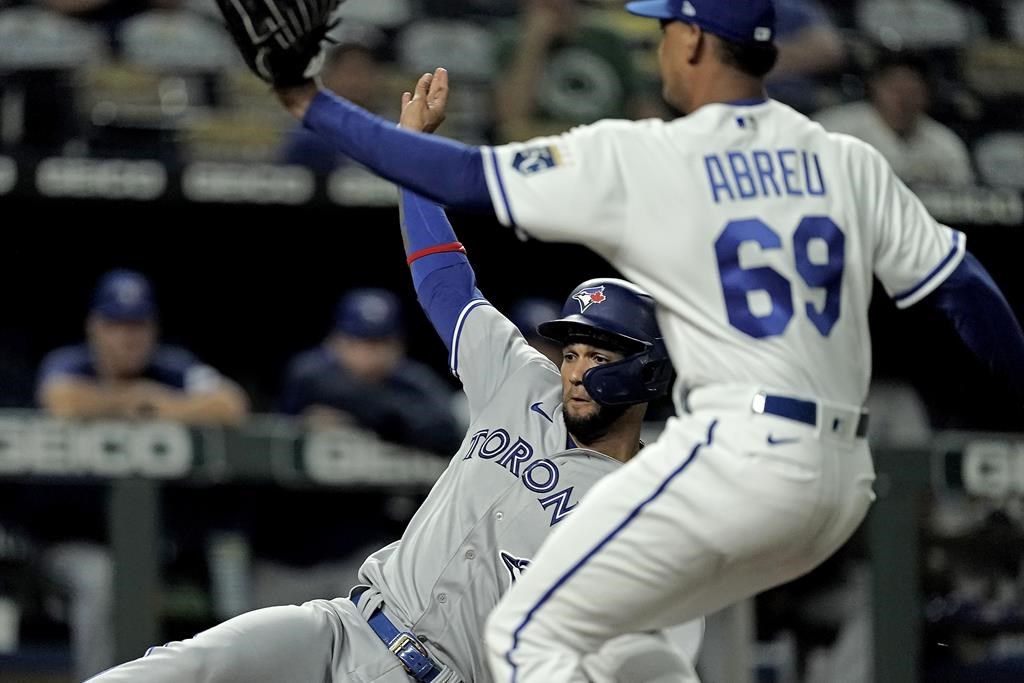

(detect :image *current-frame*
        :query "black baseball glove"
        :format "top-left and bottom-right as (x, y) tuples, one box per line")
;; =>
(215, 0), (344, 88)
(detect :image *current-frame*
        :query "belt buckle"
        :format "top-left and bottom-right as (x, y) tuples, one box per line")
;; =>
(389, 632), (433, 678)
(819, 404), (857, 441)
(389, 632), (426, 658)
(751, 391), (768, 414)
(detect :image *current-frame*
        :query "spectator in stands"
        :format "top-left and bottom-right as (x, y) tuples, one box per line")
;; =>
(492, 0), (656, 143)
(280, 287), (460, 454)
(278, 30), (386, 172)
(814, 51), (976, 187)
(31, 268), (248, 681)
(508, 296), (562, 366)
(39, 269), (248, 424)
(767, 0), (847, 112)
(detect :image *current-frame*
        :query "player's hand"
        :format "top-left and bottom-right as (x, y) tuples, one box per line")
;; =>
(276, 81), (321, 121)
(120, 380), (178, 419)
(399, 68), (449, 134)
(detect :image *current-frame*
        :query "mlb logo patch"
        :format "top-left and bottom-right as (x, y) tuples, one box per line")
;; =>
(573, 286), (607, 313)
(512, 145), (563, 176)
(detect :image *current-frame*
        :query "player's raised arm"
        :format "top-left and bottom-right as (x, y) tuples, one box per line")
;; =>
(275, 61), (494, 210)
(214, 0), (628, 239)
(395, 75), (485, 364)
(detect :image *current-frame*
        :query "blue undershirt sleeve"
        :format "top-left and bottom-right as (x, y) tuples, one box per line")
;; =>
(304, 90), (492, 211)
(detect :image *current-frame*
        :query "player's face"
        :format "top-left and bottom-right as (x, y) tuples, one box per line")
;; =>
(871, 66), (929, 136)
(87, 315), (157, 379)
(330, 334), (404, 384)
(560, 342), (625, 419)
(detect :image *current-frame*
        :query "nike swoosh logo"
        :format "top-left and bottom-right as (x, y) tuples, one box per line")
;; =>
(767, 434), (801, 446)
(530, 402), (553, 423)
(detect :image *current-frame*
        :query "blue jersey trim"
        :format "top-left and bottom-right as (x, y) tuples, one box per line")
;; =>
(504, 418), (719, 682)
(893, 231), (961, 304)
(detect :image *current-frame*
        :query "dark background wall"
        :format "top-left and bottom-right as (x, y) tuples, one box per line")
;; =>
(1, 196), (1021, 428)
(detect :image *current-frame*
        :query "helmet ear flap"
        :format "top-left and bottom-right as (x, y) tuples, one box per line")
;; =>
(582, 340), (674, 407)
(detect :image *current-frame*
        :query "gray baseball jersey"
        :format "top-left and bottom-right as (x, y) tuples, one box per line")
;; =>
(87, 302), (701, 683)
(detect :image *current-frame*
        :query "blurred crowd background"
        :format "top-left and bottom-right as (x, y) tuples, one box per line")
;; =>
(0, 0), (1023, 681)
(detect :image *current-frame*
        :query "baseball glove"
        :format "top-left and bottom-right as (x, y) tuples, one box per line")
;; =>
(215, 0), (344, 87)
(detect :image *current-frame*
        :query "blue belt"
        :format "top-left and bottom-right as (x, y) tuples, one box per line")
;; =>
(756, 393), (869, 437)
(351, 588), (442, 682)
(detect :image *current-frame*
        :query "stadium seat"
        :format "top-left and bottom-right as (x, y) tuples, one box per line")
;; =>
(962, 42), (1024, 98)
(396, 20), (496, 80)
(336, 0), (413, 30)
(856, 0), (983, 49)
(0, 6), (108, 70)
(973, 131), (1024, 189)
(119, 10), (241, 73)
(1010, 0), (1024, 45)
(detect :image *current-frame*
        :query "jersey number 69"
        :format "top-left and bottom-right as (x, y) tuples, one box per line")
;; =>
(714, 217), (845, 339)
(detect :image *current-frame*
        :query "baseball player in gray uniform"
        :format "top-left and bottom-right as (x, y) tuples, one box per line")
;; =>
(86, 180), (703, 682)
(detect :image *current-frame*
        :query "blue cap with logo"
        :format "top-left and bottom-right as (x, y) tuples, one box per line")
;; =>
(626, 0), (776, 44)
(91, 269), (157, 322)
(333, 288), (403, 338)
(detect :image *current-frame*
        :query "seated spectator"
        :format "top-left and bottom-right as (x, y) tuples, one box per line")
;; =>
(768, 0), (847, 112)
(280, 287), (460, 454)
(278, 30), (386, 172)
(493, 0), (649, 142)
(38, 269), (248, 424)
(30, 268), (247, 681)
(814, 51), (975, 187)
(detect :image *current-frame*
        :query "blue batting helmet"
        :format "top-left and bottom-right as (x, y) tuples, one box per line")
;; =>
(537, 278), (674, 406)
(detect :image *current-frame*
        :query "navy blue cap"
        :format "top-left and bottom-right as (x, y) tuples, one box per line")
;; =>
(509, 298), (562, 341)
(91, 269), (157, 322)
(626, 0), (776, 44)
(333, 288), (403, 338)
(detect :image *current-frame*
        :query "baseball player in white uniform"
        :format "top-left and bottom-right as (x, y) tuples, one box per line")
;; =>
(214, 0), (1024, 679)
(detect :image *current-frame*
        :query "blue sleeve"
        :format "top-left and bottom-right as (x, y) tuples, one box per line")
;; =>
(925, 251), (1024, 401)
(36, 346), (91, 390)
(304, 90), (492, 211)
(278, 350), (321, 415)
(400, 189), (484, 354)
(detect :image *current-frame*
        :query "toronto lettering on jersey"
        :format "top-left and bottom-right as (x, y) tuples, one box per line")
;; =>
(463, 428), (578, 526)
(703, 149), (827, 203)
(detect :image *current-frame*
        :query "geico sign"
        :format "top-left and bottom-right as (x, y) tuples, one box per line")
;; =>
(0, 418), (192, 478)
(960, 441), (1024, 499)
(303, 429), (445, 486)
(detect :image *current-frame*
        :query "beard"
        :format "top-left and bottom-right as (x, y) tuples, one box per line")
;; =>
(563, 402), (629, 444)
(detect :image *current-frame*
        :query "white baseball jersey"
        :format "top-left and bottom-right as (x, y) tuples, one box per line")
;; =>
(482, 99), (965, 407)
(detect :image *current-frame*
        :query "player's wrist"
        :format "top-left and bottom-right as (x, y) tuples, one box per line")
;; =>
(275, 80), (320, 120)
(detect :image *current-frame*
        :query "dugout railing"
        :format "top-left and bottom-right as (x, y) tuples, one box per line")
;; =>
(0, 411), (1019, 682)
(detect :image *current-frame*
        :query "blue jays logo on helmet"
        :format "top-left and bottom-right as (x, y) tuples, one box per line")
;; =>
(499, 550), (532, 587)
(572, 286), (607, 313)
